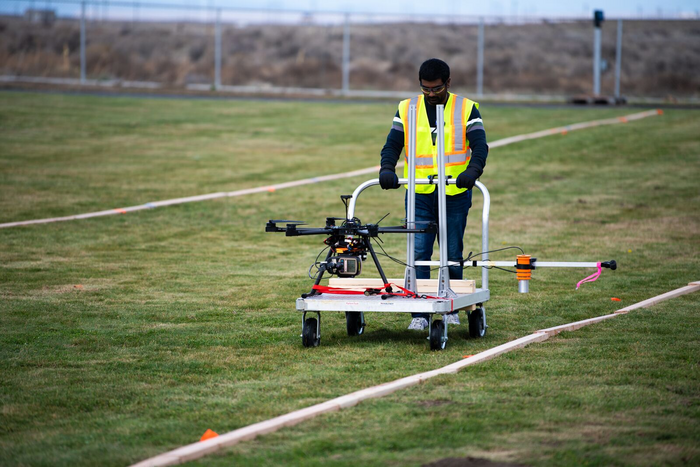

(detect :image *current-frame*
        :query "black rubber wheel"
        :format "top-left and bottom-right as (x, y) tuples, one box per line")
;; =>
(345, 312), (365, 336)
(468, 308), (486, 338)
(302, 317), (320, 347)
(429, 319), (446, 351)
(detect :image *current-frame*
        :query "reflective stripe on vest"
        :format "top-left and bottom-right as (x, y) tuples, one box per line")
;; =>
(398, 93), (478, 195)
(452, 96), (465, 152)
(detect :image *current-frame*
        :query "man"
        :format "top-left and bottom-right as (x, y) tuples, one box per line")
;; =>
(379, 58), (488, 331)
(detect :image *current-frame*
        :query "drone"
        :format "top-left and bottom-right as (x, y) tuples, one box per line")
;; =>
(266, 195), (435, 298)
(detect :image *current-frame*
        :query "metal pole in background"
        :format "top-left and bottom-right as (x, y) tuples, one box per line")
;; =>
(80, 0), (86, 84)
(593, 27), (601, 94)
(342, 13), (350, 95)
(614, 19), (623, 98)
(476, 17), (484, 97)
(214, 8), (221, 90)
(593, 10), (604, 95)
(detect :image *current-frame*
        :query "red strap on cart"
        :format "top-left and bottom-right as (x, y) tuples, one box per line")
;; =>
(312, 283), (441, 300)
(311, 285), (376, 295)
(388, 283), (441, 300)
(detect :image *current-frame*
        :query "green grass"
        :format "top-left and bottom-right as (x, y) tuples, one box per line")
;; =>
(0, 91), (698, 466)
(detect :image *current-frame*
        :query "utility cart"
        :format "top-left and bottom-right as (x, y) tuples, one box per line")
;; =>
(293, 176), (491, 351)
(268, 104), (490, 350)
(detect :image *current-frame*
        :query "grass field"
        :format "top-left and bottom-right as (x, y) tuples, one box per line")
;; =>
(1, 91), (698, 466)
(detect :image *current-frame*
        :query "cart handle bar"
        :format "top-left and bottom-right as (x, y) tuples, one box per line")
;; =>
(347, 178), (491, 290)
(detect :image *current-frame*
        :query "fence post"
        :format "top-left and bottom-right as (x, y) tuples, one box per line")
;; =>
(215, 8), (221, 90)
(476, 17), (484, 98)
(614, 19), (623, 98)
(342, 13), (350, 95)
(80, 0), (86, 84)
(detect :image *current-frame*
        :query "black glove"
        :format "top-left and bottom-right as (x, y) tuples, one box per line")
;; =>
(456, 170), (477, 190)
(379, 170), (399, 190)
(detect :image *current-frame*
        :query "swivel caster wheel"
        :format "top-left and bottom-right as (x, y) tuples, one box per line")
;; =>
(302, 317), (320, 347)
(468, 307), (487, 338)
(345, 312), (365, 336)
(429, 319), (447, 351)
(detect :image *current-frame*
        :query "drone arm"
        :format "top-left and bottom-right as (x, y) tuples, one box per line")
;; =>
(285, 227), (333, 237)
(376, 224), (437, 235)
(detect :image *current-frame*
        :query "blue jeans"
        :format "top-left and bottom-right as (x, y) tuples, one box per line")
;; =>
(406, 189), (472, 319)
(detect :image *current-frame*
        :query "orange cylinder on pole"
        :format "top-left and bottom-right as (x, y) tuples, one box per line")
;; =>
(516, 254), (532, 293)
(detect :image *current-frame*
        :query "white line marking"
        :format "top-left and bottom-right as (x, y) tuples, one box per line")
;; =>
(1, 109), (661, 229)
(130, 280), (699, 467)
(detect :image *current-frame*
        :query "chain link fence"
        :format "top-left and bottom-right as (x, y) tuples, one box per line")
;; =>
(2, 0), (699, 100)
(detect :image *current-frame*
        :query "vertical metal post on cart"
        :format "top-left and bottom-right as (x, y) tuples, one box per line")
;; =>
(403, 105), (418, 293)
(478, 180), (490, 291)
(435, 105), (455, 298)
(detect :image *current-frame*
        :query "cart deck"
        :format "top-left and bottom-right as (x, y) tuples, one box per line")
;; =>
(296, 289), (490, 314)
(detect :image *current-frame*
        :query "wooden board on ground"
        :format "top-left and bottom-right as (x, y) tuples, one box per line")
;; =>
(328, 278), (476, 294)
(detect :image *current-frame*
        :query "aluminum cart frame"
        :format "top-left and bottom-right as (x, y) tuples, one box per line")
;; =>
(296, 104), (490, 350)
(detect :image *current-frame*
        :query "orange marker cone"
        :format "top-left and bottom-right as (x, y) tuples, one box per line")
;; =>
(200, 429), (219, 442)
(611, 297), (621, 302)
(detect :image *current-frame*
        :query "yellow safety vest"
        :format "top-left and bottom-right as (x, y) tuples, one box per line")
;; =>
(398, 93), (478, 195)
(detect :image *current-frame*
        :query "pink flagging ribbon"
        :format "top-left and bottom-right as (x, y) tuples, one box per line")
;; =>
(576, 262), (602, 290)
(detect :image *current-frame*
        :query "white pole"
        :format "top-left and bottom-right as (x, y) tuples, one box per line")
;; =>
(477, 17), (484, 97)
(614, 19), (623, 98)
(593, 26), (601, 95)
(342, 13), (350, 95)
(404, 105), (417, 293)
(436, 105), (452, 298)
(477, 181), (489, 291)
(80, 0), (86, 84)
(215, 8), (221, 90)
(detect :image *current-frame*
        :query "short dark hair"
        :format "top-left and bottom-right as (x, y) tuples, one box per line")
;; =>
(419, 58), (450, 84)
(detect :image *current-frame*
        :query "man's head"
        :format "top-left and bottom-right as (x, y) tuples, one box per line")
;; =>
(419, 58), (451, 105)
